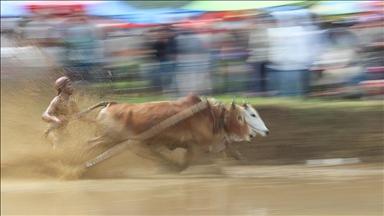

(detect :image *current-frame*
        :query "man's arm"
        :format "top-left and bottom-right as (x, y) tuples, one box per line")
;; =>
(42, 97), (63, 124)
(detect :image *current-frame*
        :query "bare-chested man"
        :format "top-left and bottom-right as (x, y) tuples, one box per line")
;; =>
(42, 76), (94, 149)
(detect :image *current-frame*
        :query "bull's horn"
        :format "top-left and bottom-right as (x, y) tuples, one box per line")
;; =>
(231, 97), (236, 107)
(242, 100), (248, 108)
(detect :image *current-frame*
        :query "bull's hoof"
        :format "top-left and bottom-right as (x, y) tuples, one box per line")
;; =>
(58, 166), (86, 180)
(86, 142), (100, 149)
(231, 154), (247, 165)
(177, 164), (190, 173)
(239, 158), (247, 165)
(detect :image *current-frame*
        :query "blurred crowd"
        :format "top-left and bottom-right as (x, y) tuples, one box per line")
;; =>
(1, 6), (383, 98)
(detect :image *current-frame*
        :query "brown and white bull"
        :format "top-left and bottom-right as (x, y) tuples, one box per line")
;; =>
(86, 93), (258, 171)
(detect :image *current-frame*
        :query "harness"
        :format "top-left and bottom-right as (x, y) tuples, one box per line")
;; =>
(134, 98), (209, 141)
(207, 101), (228, 134)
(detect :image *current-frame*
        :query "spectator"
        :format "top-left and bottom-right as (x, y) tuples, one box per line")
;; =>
(265, 9), (322, 96)
(145, 24), (178, 93)
(59, 11), (99, 81)
(175, 27), (212, 97)
(246, 15), (274, 93)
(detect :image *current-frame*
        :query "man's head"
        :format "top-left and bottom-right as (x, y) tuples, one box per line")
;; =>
(55, 76), (73, 96)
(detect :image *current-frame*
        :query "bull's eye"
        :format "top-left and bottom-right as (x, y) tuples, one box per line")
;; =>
(238, 115), (243, 121)
(251, 114), (256, 117)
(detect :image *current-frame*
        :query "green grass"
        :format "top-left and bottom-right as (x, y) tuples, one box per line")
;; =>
(101, 94), (383, 111)
(213, 95), (383, 110)
(109, 96), (167, 104)
(90, 80), (151, 89)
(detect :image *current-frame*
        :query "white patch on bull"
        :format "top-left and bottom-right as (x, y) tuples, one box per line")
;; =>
(240, 102), (269, 137)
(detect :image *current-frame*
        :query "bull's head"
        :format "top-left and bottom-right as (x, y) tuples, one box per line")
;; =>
(223, 100), (253, 141)
(241, 101), (269, 138)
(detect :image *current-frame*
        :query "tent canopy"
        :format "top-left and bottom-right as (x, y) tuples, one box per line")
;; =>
(111, 8), (205, 25)
(20, 1), (101, 15)
(261, 5), (304, 12)
(84, 2), (204, 24)
(1, 1), (33, 17)
(181, 1), (307, 11)
(310, 1), (373, 16)
(150, 9), (205, 24)
(84, 1), (141, 17)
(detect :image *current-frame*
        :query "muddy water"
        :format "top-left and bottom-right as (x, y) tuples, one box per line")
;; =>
(2, 166), (383, 215)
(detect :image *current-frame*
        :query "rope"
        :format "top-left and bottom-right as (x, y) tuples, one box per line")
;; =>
(135, 99), (208, 140)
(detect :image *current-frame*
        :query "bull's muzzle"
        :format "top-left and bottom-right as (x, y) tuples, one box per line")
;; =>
(254, 130), (269, 137)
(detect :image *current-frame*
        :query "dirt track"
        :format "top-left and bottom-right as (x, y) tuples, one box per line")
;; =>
(2, 165), (383, 215)
(1, 65), (383, 215)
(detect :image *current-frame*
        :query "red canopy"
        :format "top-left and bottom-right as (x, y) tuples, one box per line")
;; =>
(94, 20), (156, 29)
(174, 19), (215, 30)
(20, 1), (100, 15)
(193, 12), (226, 22)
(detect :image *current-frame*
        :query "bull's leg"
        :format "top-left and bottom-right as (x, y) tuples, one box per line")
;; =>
(212, 139), (227, 153)
(211, 139), (245, 163)
(224, 141), (246, 164)
(87, 135), (114, 149)
(129, 144), (181, 172)
(179, 142), (197, 171)
(94, 123), (104, 136)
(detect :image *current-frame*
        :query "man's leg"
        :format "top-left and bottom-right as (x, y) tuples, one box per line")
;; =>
(250, 62), (263, 92)
(47, 128), (70, 150)
(48, 131), (60, 150)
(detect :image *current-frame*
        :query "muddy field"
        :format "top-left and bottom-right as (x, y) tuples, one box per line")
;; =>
(1, 62), (383, 215)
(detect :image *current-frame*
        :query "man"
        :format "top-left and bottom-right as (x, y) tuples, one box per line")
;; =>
(42, 76), (94, 149)
(146, 24), (178, 93)
(175, 28), (211, 97)
(246, 15), (274, 93)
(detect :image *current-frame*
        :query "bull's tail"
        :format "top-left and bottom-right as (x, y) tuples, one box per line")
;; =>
(73, 101), (117, 119)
